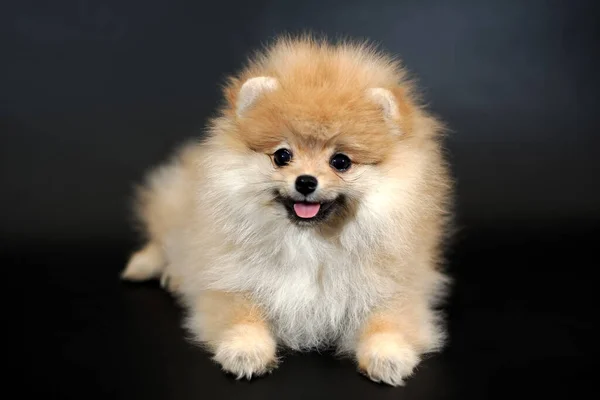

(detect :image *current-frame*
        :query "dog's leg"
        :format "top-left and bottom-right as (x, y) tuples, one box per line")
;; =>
(121, 242), (166, 281)
(186, 290), (278, 380)
(354, 300), (444, 386)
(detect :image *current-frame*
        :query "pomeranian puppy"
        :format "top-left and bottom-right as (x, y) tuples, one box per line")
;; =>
(121, 35), (453, 386)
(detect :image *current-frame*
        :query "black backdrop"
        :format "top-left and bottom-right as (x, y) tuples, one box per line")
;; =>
(3, 1), (599, 399)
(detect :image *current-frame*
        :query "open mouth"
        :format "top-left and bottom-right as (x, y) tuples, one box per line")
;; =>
(275, 196), (342, 225)
(293, 202), (322, 219)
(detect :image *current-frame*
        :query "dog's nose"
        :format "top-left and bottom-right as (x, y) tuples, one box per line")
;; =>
(295, 175), (318, 195)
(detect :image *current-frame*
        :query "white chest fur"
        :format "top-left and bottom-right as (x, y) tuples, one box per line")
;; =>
(204, 226), (393, 351)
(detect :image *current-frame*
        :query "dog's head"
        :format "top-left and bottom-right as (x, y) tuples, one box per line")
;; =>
(213, 75), (416, 229)
(208, 40), (422, 229)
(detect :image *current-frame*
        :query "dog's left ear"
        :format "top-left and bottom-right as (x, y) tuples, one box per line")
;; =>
(230, 76), (279, 117)
(367, 87), (412, 135)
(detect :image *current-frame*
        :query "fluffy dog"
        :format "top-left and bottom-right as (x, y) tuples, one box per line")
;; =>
(121, 35), (454, 386)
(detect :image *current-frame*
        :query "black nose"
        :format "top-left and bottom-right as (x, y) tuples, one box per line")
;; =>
(295, 175), (318, 195)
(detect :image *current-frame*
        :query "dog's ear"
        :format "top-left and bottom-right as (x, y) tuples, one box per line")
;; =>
(367, 87), (413, 135)
(228, 76), (278, 117)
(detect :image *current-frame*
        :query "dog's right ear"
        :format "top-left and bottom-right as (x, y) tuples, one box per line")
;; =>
(226, 77), (279, 117)
(366, 87), (414, 136)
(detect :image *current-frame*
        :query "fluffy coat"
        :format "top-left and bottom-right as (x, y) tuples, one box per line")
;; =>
(122, 35), (454, 386)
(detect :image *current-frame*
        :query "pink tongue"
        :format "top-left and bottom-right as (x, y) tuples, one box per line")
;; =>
(293, 202), (321, 218)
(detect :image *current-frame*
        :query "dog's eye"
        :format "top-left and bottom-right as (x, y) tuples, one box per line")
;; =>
(273, 148), (293, 166)
(330, 153), (351, 171)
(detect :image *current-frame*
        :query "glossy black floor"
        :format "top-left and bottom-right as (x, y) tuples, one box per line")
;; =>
(13, 220), (595, 399)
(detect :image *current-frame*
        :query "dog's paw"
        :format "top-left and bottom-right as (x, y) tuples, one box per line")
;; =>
(121, 244), (164, 281)
(356, 332), (420, 386)
(213, 324), (278, 380)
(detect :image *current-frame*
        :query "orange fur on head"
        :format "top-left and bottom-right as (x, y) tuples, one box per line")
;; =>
(221, 36), (420, 164)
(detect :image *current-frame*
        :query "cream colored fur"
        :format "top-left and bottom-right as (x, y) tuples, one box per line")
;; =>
(122, 35), (453, 386)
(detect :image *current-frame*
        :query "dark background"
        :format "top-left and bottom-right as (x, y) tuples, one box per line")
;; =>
(3, 1), (598, 399)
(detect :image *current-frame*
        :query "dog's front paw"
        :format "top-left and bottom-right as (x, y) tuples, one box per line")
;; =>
(213, 324), (278, 380)
(356, 332), (420, 386)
